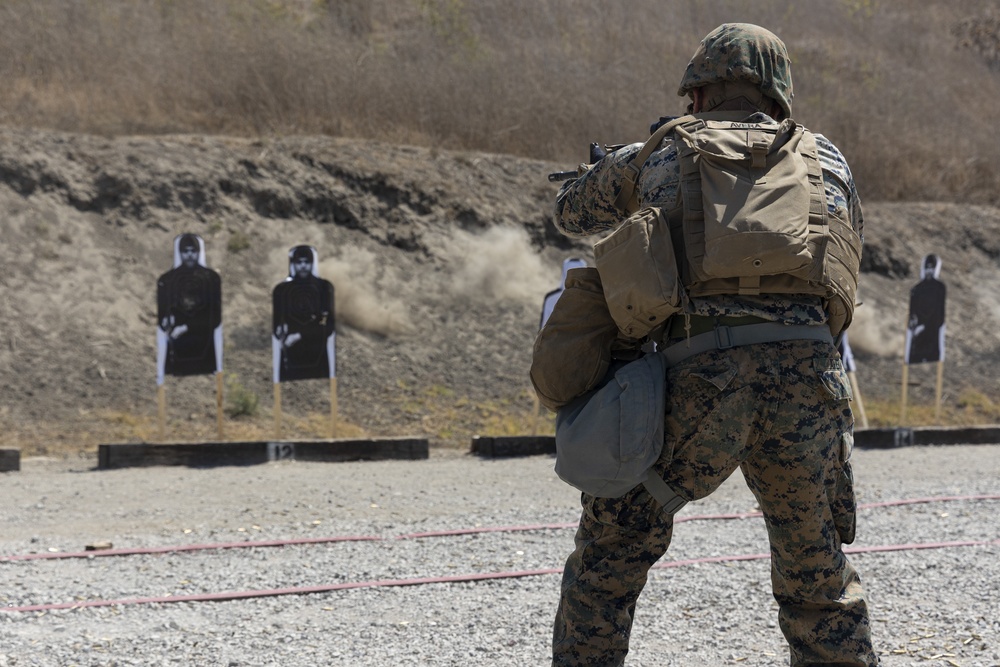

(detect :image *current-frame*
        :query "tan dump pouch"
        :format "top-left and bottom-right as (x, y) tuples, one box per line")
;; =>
(530, 267), (620, 412)
(593, 207), (682, 339)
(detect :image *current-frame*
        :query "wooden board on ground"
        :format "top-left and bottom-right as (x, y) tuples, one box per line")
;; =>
(472, 436), (555, 458)
(471, 427), (1000, 457)
(854, 425), (1000, 449)
(0, 449), (20, 473)
(98, 437), (429, 470)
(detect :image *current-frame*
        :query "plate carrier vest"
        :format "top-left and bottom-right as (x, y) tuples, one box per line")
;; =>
(609, 111), (861, 338)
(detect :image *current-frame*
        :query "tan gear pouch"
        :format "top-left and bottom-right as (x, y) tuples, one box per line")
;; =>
(530, 267), (620, 411)
(593, 207), (683, 339)
(677, 120), (813, 280)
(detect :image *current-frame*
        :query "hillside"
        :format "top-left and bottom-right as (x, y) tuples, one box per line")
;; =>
(0, 126), (583, 453)
(2, 125), (1000, 455)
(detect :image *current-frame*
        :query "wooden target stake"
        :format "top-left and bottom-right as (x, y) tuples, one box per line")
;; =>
(530, 390), (541, 436)
(899, 363), (909, 426)
(330, 377), (338, 438)
(934, 360), (945, 424)
(847, 371), (869, 429)
(157, 385), (167, 440)
(274, 383), (283, 439)
(216, 373), (225, 440)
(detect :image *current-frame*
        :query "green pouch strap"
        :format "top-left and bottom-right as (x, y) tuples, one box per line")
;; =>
(643, 474), (688, 515)
(665, 314), (770, 339)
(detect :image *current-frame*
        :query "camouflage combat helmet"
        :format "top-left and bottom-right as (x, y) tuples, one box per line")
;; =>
(677, 23), (793, 119)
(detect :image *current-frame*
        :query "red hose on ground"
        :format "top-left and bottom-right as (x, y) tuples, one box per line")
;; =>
(3, 494), (998, 562)
(4, 537), (998, 613)
(0, 535), (381, 562)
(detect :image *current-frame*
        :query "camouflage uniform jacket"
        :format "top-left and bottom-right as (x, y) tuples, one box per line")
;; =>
(554, 112), (864, 327)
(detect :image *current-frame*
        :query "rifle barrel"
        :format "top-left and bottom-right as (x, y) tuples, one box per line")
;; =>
(547, 170), (578, 182)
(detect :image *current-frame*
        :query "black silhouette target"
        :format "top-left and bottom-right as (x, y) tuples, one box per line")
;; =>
(904, 253), (946, 365)
(272, 245), (336, 383)
(156, 233), (222, 383)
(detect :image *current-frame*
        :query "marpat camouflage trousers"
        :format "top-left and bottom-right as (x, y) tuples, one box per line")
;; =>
(552, 339), (878, 667)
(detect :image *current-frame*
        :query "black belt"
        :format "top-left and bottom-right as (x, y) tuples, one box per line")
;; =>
(662, 321), (834, 367)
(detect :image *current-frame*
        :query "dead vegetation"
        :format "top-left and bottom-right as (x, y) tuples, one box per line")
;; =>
(1, 0), (999, 204)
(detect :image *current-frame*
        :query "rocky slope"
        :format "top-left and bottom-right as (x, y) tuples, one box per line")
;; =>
(2, 125), (999, 454)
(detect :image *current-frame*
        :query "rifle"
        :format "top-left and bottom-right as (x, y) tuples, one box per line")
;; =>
(548, 142), (626, 182)
(549, 116), (684, 181)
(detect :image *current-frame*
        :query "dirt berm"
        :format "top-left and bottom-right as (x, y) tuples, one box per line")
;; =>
(2, 125), (1000, 453)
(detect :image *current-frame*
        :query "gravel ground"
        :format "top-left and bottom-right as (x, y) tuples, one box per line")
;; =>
(1, 445), (998, 667)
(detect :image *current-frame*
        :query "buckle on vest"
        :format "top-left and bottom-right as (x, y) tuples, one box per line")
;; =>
(714, 325), (734, 350)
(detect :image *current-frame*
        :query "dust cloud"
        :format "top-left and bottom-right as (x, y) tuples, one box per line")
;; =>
(846, 304), (902, 358)
(319, 248), (414, 337)
(446, 226), (558, 304)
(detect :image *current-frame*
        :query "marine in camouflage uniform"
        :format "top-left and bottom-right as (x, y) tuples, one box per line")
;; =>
(551, 24), (878, 667)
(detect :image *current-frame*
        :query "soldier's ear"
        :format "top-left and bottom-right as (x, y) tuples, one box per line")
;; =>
(690, 88), (704, 113)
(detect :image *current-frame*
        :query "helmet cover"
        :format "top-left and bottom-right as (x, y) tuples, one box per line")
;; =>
(677, 23), (793, 118)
